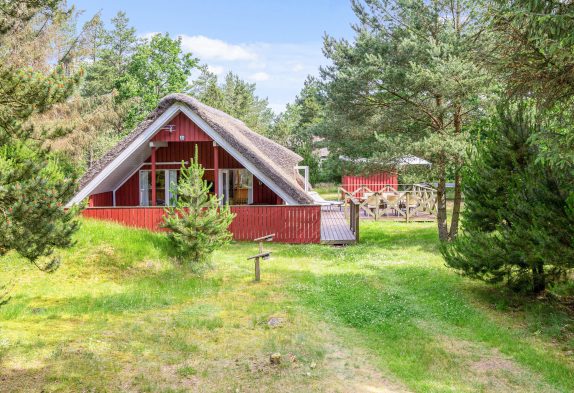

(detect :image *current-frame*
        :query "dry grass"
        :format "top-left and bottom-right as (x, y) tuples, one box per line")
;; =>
(0, 219), (573, 392)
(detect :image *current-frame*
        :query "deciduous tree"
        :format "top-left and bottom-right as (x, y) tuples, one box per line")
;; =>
(116, 33), (198, 129)
(191, 69), (274, 136)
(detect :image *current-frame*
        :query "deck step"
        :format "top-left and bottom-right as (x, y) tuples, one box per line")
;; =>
(320, 210), (356, 245)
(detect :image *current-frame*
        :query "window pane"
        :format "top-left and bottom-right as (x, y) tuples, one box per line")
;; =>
(156, 171), (166, 206)
(140, 170), (168, 206)
(139, 171), (149, 206)
(168, 170), (178, 206)
(230, 169), (251, 205)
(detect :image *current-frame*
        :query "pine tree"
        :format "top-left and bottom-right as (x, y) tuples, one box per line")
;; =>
(161, 149), (235, 271)
(320, 0), (492, 241)
(270, 77), (328, 183)
(81, 11), (139, 97)
(0, 1), (80, 270)
(442, 104), (574, 293)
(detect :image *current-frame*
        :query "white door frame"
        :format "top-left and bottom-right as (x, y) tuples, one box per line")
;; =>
(138, 169), (178, 206)
(218, 169), (230, 205)
(218, 169), (253, 205)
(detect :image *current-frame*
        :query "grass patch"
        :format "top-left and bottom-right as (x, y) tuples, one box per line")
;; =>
(0, 218), (572, 392)
(314, 183), (340, 201)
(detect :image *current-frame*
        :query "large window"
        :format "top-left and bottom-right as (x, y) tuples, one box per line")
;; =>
(139, 170), (178, 206)
(219, 169), (253, 205)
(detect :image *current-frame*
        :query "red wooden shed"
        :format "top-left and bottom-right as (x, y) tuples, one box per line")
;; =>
(342, 172), (398, 194)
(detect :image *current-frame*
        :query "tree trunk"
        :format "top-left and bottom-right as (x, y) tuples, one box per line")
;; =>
(436, 169), (449, 242)
(448, 104), (463, 240)
(449, 169), (462, 240)
(532, 262), (546, 293)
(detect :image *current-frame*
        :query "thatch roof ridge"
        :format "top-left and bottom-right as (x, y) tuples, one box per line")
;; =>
(78, 93), (313, 205)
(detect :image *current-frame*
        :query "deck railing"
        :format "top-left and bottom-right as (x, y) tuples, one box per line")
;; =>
(349, 199), (360, 242)
(339, 183), (437, 221)
(82, 205), (322, 244)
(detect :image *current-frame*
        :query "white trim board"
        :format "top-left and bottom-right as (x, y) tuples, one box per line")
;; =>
(67, 105), (181, 207)
(68, 103), (298, 206)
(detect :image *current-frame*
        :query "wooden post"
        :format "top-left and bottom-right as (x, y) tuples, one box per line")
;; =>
(254, 257), (261, 281)
(256, 239), (263, 281)
(213, 142), (219, 198)
(406, 192), (410, 223)
(151, 146), (157, 206)
(248, 234), (274, 282)
(354, 201), (360, 243)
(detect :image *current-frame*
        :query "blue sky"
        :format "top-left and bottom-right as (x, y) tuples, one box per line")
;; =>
(71, 0), (356, 113)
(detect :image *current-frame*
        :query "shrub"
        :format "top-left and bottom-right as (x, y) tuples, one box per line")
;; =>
(162, 148), (235, 271)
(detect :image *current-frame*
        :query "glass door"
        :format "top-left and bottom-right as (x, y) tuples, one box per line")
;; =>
(139, 170), (174, 206)
(219, 169), (230, 205)
(218, 169), (253, 205)
(166, 170), (178, 206)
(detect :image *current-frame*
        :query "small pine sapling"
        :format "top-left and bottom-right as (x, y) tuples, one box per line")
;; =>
(162, 147), (235, 271)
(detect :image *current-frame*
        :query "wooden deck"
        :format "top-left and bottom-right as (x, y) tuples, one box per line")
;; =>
(321, 209), (356, 245)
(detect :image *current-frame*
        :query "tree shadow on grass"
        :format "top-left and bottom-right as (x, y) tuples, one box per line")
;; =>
(288, 267), (574, 392)
(0, 346), (118, 392)
(469, 284), (574, 349)
(1, 270), (222, 320)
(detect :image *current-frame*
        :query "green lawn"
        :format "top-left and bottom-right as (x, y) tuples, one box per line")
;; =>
(314, 183), (340, 201)
(1, 219), (573, 392)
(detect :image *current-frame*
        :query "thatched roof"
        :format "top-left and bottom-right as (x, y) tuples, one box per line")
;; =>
(77, 93), (313, 205)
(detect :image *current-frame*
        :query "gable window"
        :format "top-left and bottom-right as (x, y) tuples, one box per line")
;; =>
(139, 170), (178, 206)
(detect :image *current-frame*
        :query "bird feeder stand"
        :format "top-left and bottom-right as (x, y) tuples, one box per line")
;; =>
(247, 234), (275, 281)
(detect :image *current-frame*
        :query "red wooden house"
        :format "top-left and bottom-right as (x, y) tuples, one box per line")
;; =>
(69, 94), (356, 244)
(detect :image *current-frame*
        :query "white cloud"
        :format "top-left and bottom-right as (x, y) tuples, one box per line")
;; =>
(207, 65), (224, 75)
(179, 35), (257, 61)
(247, 61), (267, 70)
(142, 31), (326, 113)
(249, 72), (270, 81)
(291, 63), (305, 72)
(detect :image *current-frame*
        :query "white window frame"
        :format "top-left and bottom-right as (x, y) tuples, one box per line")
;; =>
(139, 169), (178, 206)
(295, 165), (310, 192)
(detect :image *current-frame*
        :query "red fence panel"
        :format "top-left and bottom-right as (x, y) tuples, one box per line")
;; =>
(342, 172), (398, 193)
(228, 205), (321, 243)
(81, 205), (321, 244)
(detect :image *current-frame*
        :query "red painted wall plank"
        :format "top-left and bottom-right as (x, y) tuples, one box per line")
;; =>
(81, 205), (321, 244)
(144, 141), (242, 169)
(89, 192), (113, 207)
(252, 177), (276, 204)
(152, 112), (212, 142)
